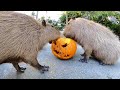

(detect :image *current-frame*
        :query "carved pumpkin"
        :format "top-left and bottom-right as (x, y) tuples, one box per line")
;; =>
(51, 38), (77, 60)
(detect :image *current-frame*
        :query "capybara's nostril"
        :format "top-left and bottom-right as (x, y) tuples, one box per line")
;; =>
(49, 41), (52, 44)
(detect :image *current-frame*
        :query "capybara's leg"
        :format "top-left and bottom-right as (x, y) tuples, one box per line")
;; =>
(81, 53), (93, 58)
(79, 45), (92, 63)
(12, 62), (26, 73)
(98, 59), (114, 65)
(99, 61), (107, 65)
(29, 59), (49, 73)
(88, 51), (98, 59)
(81, 53), (85, 57)
(79, 53), (88, 63)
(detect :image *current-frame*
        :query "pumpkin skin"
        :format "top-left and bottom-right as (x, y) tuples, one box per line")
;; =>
(51, 38), (77, 60)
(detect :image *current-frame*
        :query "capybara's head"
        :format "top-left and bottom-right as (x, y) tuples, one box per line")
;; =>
(63, 18), (76, 40)
(41, 20), (60, 44)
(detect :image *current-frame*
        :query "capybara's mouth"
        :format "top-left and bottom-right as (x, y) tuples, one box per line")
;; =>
(49, 40), (52, 44)
(49, 38), (58, 44)
(65, 35), (77, 41)
(64, 34), (71, 38)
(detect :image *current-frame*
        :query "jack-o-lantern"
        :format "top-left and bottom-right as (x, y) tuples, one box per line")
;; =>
(51, 38), (77, 60)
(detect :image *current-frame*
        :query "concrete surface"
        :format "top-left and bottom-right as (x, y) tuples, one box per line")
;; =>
(0, 43), (120, 79)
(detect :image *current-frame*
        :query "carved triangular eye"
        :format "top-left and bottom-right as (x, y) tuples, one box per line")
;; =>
(62, 43), (68, 47)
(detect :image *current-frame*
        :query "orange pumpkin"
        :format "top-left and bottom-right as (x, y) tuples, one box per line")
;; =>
(51, 38), (77, 60)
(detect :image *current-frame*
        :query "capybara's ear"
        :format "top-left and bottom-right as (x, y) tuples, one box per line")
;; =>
(42, 20), (46, 27)
(72, 17), (75, 20)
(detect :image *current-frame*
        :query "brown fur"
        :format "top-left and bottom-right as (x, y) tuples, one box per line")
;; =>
(0, 11), (60, 72)
(63, 18), (120, 65)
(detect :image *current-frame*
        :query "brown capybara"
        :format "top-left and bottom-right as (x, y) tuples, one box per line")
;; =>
(63, 17), (120, 65)
(0, 11), (60, 73)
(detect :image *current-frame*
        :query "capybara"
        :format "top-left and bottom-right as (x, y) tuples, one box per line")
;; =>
(0, 11), (60, 73)
(63, 17), (120, 65)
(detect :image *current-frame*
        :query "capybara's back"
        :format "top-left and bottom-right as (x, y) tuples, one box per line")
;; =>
(63, 17), (120, 65)
(0, 11), (60, 73)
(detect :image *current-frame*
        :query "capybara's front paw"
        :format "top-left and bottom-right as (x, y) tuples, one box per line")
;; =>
(79, 58), (88, 63)
(20, 67), (26, 73)
(99, 61), (107, 66)
(20, 67), (26, 71)
(40, 65), (49, 73)
(17, 67), (26, 73)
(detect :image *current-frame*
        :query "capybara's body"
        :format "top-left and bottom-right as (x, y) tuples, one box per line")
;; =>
(0, 11), (60, 72)
(63, 18), (120, 64)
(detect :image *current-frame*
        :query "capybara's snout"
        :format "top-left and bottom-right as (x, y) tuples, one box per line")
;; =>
(49, 38), (59, 44)
(49, 40), (52, 44)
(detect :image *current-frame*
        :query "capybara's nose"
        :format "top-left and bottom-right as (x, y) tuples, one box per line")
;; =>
(49, 38), (58, 44)
(49, 40), (52, 44)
